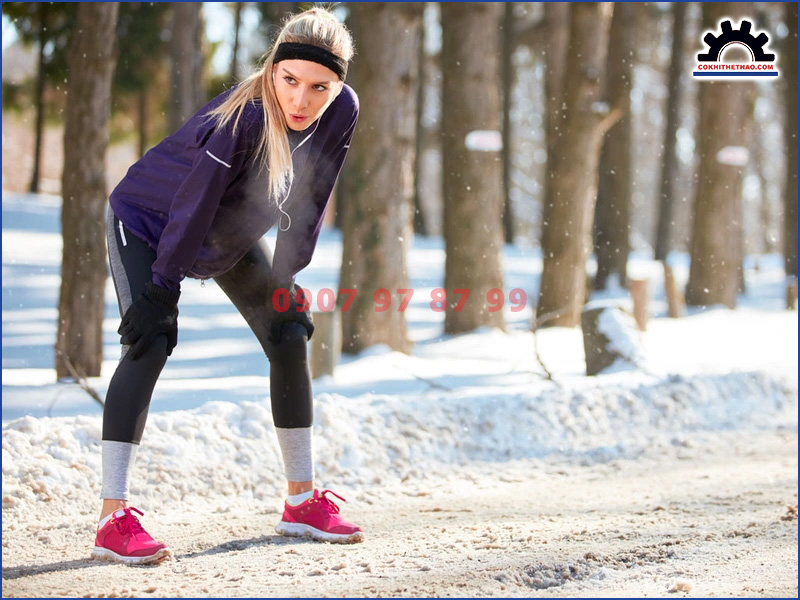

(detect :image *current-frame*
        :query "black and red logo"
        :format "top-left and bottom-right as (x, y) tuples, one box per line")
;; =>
(693, 19), (778, 79)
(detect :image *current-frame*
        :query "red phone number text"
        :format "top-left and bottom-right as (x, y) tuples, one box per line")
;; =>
(271, 288), (528, 313)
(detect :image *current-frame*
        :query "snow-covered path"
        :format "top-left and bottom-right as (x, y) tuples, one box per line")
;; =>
(2, 429), (796, 598)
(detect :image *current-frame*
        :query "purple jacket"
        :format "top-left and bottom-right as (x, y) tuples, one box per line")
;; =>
(109, 84), (359, 290)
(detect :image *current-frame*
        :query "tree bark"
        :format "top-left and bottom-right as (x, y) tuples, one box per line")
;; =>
(338, 3), (422, 354)
(654, 2), (688, 263)
(334, 4), (356, 233)
(256, 2), (295, 39)
(784, 1), (798, 278)
(537, 2), (616, 327)
(137, 87), (148, 159)
(412, 12), (429, 236)
(543, 3), (569, 175)
(535, 1), (568, 325)
(441, 2), (505, 334)
(56, 2), (119, 379)
(230, 2), (244, 83)
(500, 1), (515, 245)
(167, 2), (206, 134)
(29, 1), (48, 194)
(593, 2), (634, 290)
(686, 3), (754, 308)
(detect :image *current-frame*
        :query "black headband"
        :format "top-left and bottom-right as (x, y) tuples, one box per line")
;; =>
(273, 42), (347, 81)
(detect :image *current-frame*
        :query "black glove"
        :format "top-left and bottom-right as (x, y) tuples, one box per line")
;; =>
(118, 282), (181, 360)
(267, 282), (315, 344)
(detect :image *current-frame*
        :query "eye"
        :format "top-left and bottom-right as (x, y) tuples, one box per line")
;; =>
(283, 76), (297, 85)
(313, 84), (328, 92)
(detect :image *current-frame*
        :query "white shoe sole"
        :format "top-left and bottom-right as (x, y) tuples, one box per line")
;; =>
(275, 521), (364, 544)
(91, 546), (172, 565)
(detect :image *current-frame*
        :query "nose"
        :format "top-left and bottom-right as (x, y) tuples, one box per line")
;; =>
(291, 86), (310, 112)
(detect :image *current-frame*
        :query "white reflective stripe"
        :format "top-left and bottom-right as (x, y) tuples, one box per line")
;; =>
(205, 150), (232, 168)
(118, 220), (127, 247)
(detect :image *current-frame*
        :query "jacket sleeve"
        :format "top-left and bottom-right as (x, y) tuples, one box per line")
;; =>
(151, 114), (259, 290)
(271, 86), (359, 286)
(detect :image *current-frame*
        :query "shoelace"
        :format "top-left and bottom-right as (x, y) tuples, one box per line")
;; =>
(112, 507), (147, 539)
(316, 489), (347, 514)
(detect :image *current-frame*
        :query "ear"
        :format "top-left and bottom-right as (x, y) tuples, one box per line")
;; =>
(271, 64), (278, 84)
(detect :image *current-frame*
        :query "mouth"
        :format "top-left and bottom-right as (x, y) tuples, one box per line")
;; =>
(289, 113), (308, 124)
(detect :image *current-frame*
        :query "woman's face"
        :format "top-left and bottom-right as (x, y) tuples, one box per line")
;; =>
(272, 59), (343, 131)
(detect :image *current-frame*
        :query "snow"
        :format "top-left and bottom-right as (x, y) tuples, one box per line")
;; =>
(2, 191), (798, 514)
(593, 304), (647, 372)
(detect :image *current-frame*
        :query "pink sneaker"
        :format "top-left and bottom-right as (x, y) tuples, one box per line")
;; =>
(275, 489), (364, 544)
(91, 507), (172, 565)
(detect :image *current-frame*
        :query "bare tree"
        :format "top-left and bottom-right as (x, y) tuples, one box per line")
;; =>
(167, 2), (206, 134)
(441, 2), (505, 334)
(338, 3), (423, 354)
(256, 2), (295, 41)
(686, 3), (754, 308)
(412, 10), (429, 236)
(534, 1), (568, 323)
(654, 2), (688, 263)
(593, 2), (635, 290)
(29, 2), (48, 194)
(56, 2), (120, 379)
(784, 1), (798, 279)
(543, 2), (569, 189)
(2, 3), (77, 193)
(230, 2), (244, 83)
(500, 1), (515, 244)
(537, 2), (618, 327)
(407, 2), (444, 238)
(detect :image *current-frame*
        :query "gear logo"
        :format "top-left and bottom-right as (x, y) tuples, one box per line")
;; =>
(693, 19), (779, 79)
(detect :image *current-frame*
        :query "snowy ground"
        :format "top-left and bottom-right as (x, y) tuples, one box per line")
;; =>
(2, 192), (798, 597)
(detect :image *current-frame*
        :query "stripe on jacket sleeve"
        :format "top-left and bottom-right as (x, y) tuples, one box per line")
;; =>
(206, 150), (232, 168)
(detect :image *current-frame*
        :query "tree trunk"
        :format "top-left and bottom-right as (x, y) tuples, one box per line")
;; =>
(784, 1), (798, 278)
(29, 1), (48, 194)
(56, 2), (120, 379)
(167, 2), (206, 134)
(535, 1), (568, 326)
(752, 120), (774, 254)
(412, 12), (429, 236)
(409, 3), (445, 238)
(500, 1), (515, 245)
(686, 3), (754, 308)
(441, 2), (505, 334)
(137, 87), (148, 159)
(230, 2), (243, 83)
(581, 304), (646, 376)
(338, 3), (422, 354)
(543, 3), (569, 173)
(334, 6), (356, 233)
(654, 2), (687, 263)
(537, 2), (616, 327)
(257, 2), (295, 38)
(593, 2), (634, 290)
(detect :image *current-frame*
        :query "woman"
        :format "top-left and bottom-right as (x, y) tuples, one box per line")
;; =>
(93, 7), (362, 565)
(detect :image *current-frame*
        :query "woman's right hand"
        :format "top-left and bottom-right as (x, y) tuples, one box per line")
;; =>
(266, 282), (315, 344)
(118, 282), (181, 359)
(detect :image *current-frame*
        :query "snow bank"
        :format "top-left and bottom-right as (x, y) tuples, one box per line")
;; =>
(3, 370), (795, 522)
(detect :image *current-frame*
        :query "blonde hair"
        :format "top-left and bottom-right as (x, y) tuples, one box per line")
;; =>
(207, 7), (354, 201)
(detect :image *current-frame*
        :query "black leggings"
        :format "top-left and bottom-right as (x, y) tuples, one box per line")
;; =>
(104, 210), (312, 443)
